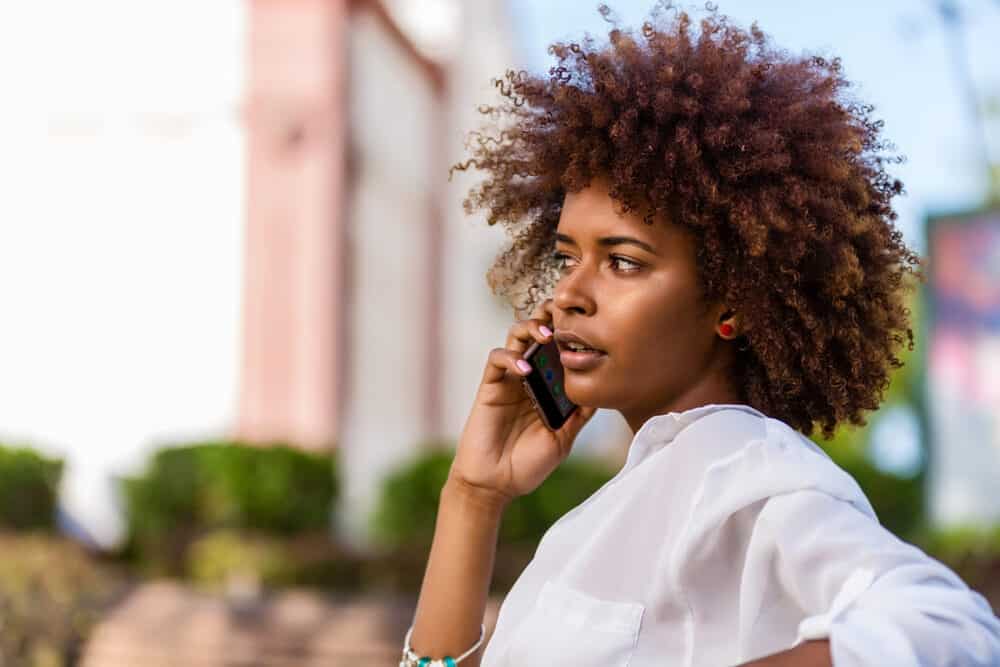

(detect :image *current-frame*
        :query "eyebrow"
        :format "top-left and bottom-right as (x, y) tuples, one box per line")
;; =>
(554, 232), (660, 256)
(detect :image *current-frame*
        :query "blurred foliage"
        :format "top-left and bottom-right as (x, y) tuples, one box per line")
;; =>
(0, 445), (63, 531)
(990, 163), (1000, 206)
(180, 523), (541, 597)
(370, 441), (615, 552)
(369, 441), (614, 595)
(186, 529), (293, 588)
(983, 91), (1000, 205)
(500, 457), (616, 545)
(119, 441), (337, 575)
(183, 529), (365, 592)
(909, 523), (1000, 614)
(0, 533), (128, 667)
(912, 523), (1000, 564)
(369, 444), (453, 550)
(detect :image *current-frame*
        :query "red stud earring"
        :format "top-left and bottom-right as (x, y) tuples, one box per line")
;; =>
(719, 323), (734, 337)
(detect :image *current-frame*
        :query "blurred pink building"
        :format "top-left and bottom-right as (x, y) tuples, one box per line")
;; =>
(236, 0), (447, 452)
(235, 0), (612, 549)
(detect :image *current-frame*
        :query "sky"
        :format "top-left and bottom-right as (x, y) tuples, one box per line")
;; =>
(507, 0), (1000, 257)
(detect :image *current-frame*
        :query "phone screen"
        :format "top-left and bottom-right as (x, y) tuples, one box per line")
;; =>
(520, 336), (578, 431)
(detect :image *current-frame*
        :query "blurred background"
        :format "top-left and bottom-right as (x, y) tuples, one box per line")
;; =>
(0, 0), (998, 664)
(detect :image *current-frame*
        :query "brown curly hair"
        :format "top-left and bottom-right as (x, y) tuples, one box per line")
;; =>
(449, 2), (925, 440)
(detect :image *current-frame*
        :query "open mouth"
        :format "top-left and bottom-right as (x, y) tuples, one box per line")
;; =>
(558, 345), (607, 370)
(561, 343), (604, 354)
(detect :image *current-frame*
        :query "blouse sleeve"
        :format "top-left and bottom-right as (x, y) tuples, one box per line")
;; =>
(750, 488), (1000, 666)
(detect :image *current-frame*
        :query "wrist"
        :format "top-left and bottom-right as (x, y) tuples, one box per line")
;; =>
(444, 474), (512, 517)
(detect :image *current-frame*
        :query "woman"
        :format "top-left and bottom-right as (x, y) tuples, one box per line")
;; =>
(399, 3), (1000, 666)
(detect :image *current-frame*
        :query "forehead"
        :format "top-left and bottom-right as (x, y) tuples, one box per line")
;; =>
(556, 181), (677, 246)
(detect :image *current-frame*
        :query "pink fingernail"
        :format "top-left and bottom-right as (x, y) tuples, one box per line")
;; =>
(516, 360), (532, 373)
(540, 325), (552, 337)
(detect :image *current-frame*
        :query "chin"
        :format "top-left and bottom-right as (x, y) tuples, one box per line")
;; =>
(563, 383), (603, 410)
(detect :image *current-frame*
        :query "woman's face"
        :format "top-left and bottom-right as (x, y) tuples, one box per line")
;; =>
(550, 178), (740, 433)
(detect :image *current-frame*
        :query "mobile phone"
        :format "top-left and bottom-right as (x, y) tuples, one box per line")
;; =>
(520, 335), (578, 431)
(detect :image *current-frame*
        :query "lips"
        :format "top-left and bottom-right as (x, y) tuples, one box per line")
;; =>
(558, 345), (607, 371)
(554, 330), (605, 354)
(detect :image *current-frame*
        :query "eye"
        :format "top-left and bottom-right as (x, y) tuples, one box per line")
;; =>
(552, 252), (569, 269)
(610, 255), (642, 272)
(551, 252), (642, 273)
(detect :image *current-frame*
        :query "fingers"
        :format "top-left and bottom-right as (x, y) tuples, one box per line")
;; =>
(558, 404), (595, 433)
(481, 347), (537, 385)
(571, 405), (598, 428)
(549, 405), (597, 459)
(504, 316), (554, 354)
(481, 298), (556, 384)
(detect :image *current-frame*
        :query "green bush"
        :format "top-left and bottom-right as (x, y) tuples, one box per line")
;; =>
(908, 523), (1000, 613)
(184, 529), (365, 592)
(0, 533), (127, 666)
(370, 443), (616, 551)
(185, 529), (299, 588)
(120, 441), (338, 573)
(500, 457), (615, 544)
(910, 523), (1000, 563)
(370, 447), (453, 549)
(0, 445), (63, 531)
(839, 457), (924, 540)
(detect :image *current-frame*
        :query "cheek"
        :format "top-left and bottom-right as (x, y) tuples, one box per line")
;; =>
(607, 286), (703, 364)
(608, 297), (681, 359)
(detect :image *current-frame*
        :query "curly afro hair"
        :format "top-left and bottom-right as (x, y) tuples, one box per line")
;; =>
(449, 2), (925, 440)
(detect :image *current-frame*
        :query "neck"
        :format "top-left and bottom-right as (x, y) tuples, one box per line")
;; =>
(621, 350), (741, 434)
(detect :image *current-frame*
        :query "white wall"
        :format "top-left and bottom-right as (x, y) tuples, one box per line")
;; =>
(336, 7), (441, 551)
(0, 1), (247, 548)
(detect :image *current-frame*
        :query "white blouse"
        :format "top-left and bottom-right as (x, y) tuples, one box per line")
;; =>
(479, 403), (1000, 666)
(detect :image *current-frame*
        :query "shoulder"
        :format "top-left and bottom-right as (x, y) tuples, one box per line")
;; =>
(682, 406), (768, 450)
(669, 405), (768, 472)
(678, 414), (877, 552)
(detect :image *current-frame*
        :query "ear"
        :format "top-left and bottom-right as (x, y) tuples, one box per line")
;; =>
(716, 306), (741, 338)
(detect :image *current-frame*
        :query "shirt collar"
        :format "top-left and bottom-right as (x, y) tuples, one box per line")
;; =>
(620, 403), (768, 475)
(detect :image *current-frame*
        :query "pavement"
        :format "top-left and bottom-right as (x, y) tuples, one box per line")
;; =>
(80, 581), (505, 666)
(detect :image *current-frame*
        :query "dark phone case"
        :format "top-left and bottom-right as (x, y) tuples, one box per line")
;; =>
(520, 337), (578, 431)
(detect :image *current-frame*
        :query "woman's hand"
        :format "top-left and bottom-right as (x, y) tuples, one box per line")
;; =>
(448, 298), (598, 509)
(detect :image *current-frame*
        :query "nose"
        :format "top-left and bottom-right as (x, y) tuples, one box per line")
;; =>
(552, 258), (597, 316)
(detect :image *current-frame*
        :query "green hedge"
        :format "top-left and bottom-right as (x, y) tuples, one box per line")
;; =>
(910, 523), (1000, 563)
(183, 528), (366, 592)
(370, 443), (616, 551)
(373, 435), (926, 552)
(370, 447), (453, 549)
(120, 441), (337, 573)
(0, 445), (63, 531)
(909, 523), (1000, 612)
(837, 456), (924, 540)
(0, 533), (126, 667)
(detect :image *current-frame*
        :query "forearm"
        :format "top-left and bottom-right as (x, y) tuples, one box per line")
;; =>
(408, 476), (509, 666)
(736, 639), (832, 667)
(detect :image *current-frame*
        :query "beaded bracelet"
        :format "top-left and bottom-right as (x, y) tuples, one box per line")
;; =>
(400, 623), (486, 667)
